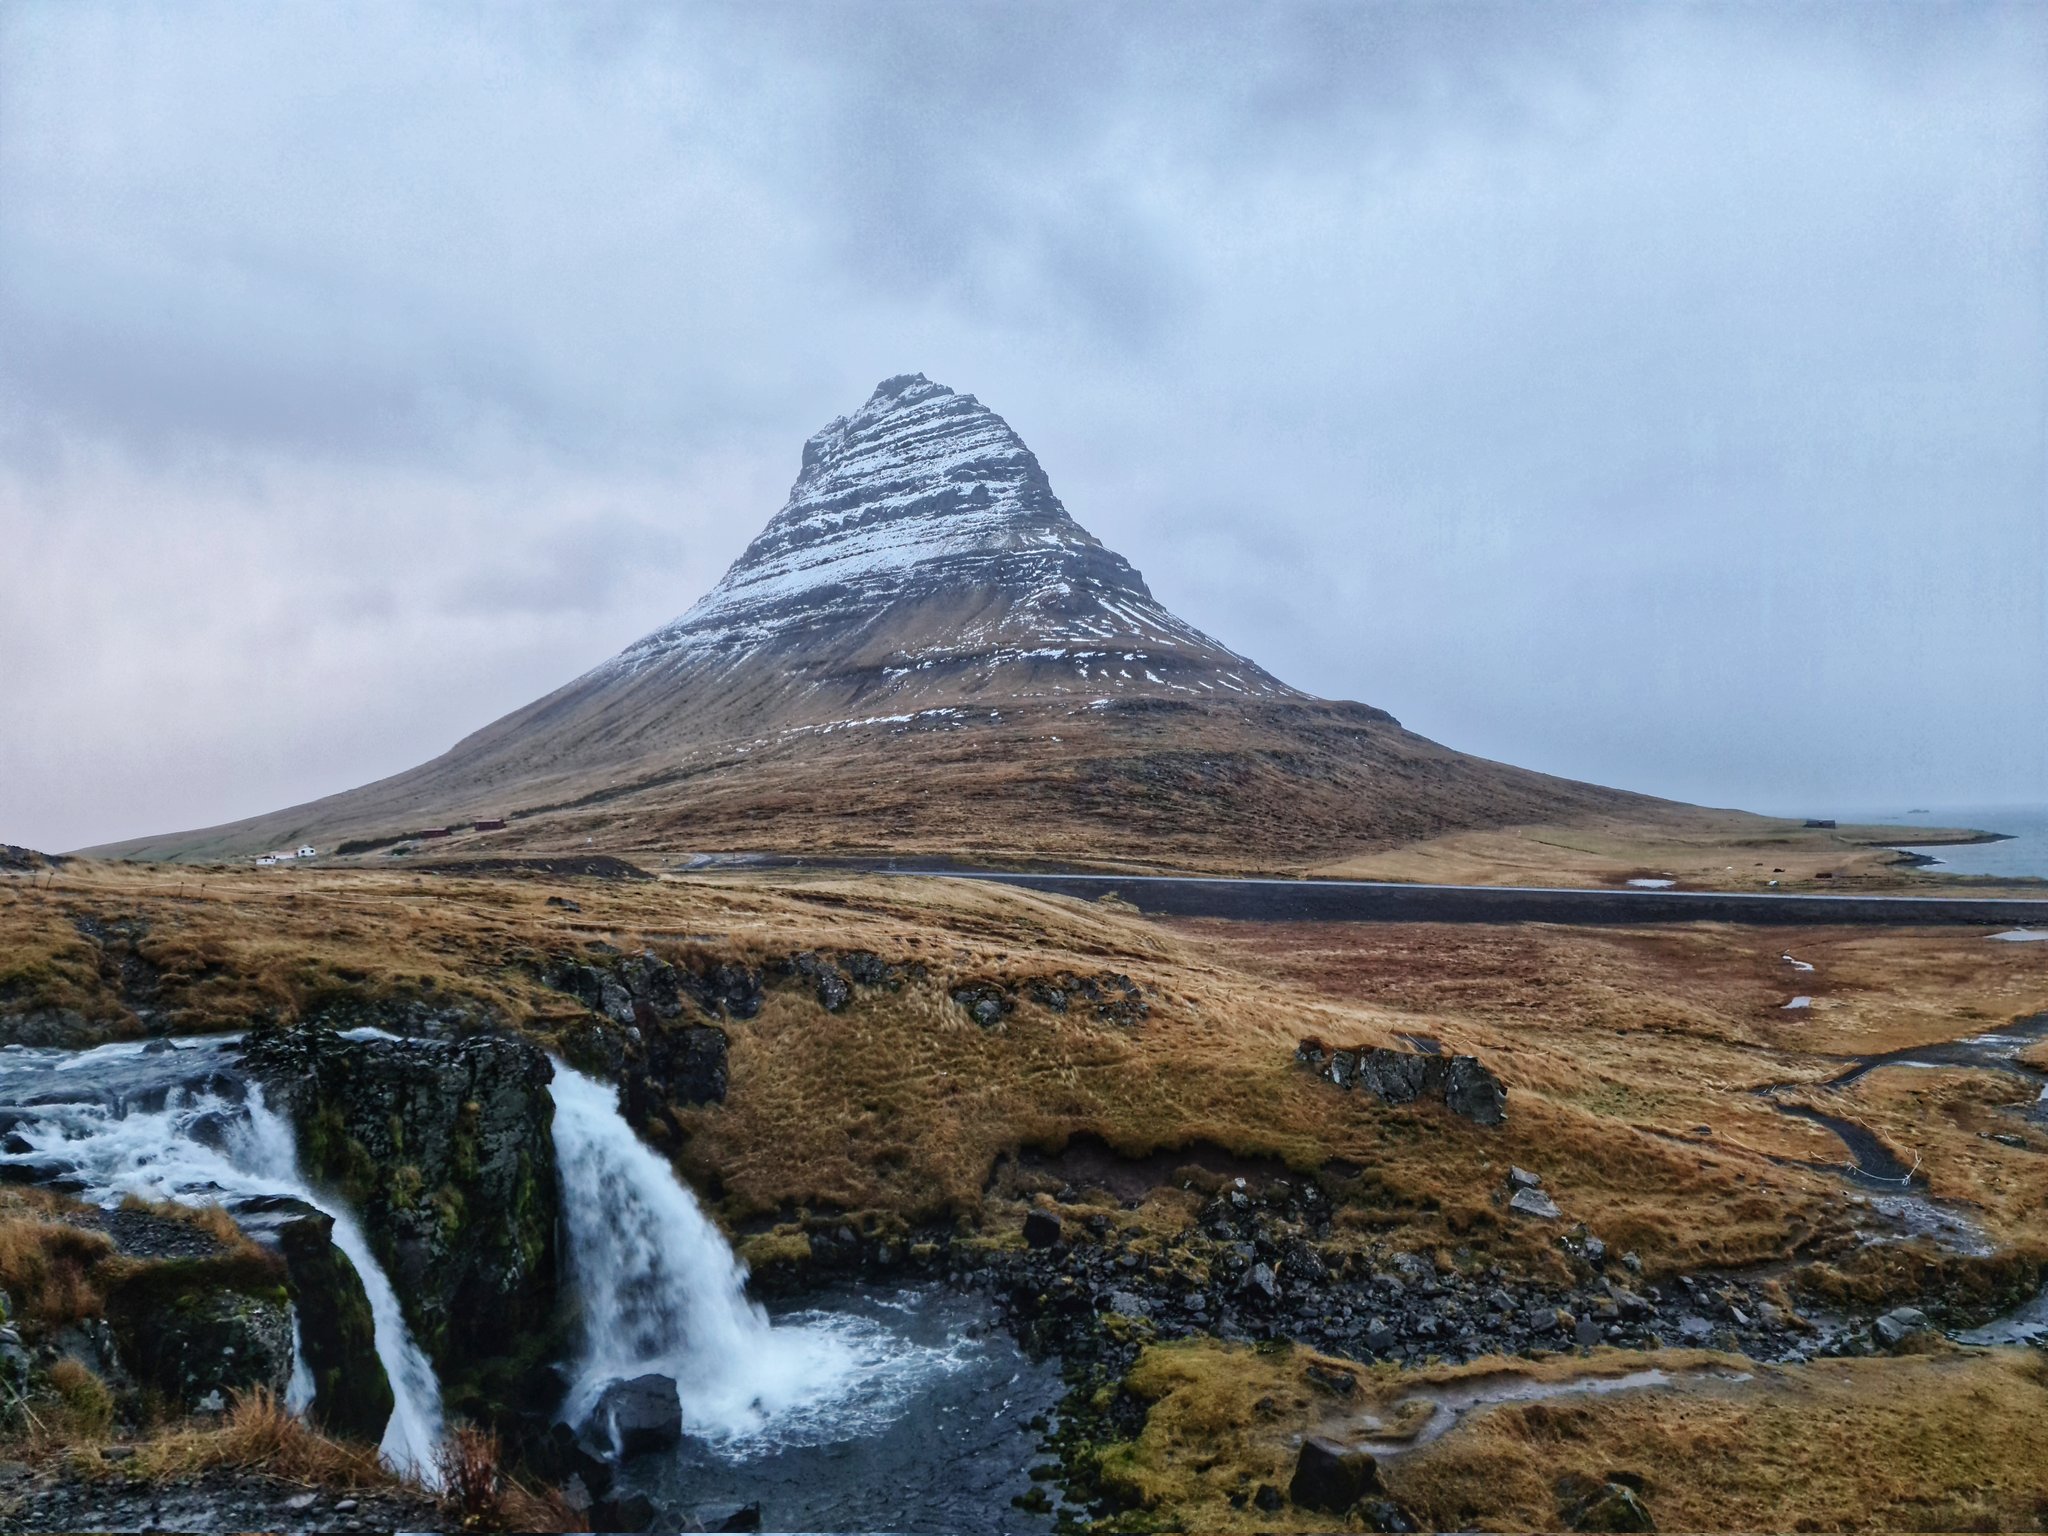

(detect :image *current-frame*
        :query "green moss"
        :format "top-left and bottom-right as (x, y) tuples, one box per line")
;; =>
(388, 1164), (424, 1213)
(432, 1183), (465, 1234)
(511, 1148), (546, 1276)
(300, 1106), (378, 1208)
(737, 1231), (813, 1271)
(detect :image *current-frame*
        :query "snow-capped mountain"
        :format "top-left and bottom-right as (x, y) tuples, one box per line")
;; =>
(603, 373), (1289, 706)
(94, 374), (1654, 869)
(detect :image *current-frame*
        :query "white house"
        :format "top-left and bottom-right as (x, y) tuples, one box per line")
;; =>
(296, 845), (317, 859)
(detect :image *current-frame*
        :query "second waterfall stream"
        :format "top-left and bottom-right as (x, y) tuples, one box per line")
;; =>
(547, 1059), (956, 1448)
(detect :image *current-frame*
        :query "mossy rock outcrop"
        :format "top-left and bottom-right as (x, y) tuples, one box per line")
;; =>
(268, 1201), (394, 1442)
(238, 1025), (560, 1407)
(105, 1249), (293, 1414)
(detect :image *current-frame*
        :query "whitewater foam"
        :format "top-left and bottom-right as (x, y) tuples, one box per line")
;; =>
(0, 1039), (445, 1480)
(548, 1061), (962, 1452)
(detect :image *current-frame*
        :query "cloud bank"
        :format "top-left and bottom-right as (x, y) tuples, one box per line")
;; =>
(2, 1), (2043, 850)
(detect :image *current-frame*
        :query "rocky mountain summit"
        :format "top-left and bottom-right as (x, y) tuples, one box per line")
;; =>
(94, 374), (1659, 868)
(610, 372), (1290, 707)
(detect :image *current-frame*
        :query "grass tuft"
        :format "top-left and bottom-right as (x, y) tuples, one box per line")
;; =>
(436, 1423), (587, 1532)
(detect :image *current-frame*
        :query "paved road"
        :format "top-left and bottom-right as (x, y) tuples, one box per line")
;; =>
(794, 863), (2048, 927)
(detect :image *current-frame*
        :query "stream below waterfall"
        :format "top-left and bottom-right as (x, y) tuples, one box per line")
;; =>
(612, 1285), (1063, 1535)
(549, 1061), (1061, 1531)
(0, 1038), (1064, 1529)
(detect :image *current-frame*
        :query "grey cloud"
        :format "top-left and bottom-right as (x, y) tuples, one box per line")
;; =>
(0, 0), (2042, 851)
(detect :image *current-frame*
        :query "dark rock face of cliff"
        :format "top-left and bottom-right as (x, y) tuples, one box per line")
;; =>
(542, 946), (922, 1150)
(237, 1027), (561, 1406)
(103, 1248), (295, 1415)
(544, 953), (743, 1143)
(265, 1200), (395, 1442)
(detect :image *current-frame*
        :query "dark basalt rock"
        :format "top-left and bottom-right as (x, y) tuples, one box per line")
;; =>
(586, 1373), (683, 1459)
(1290, 1436), (1382, 1513)
(106, 1259), (293, 1415)
(953, 985), (1009, 1029)
(1025, 971), (1148, 1026)
(1296, 1039), (1507, 1126)
(544, 950), (749, 1119)
(268, 1202), (394, 1442)
(1564, 1479), (1657, 1532)
(782, 951), (853, 1012)
(237, 1025), (559, 1399)
(1023, 1209), (1063, 1250)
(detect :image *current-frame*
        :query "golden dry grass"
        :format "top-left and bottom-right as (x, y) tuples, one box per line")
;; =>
(1305, 809), (2035, 894)
(7, 858), (2048, 1275)
(45, 1357), (115, 1442)
(1092, 1338), (2048, 1532)
(1390, 1349), (2048, 1532)
(436, 1423), (589, 1533)
(124, 1387), (392, 1486)
(0, 1193), (115, 1330)
(3, 858), (2047, 1530)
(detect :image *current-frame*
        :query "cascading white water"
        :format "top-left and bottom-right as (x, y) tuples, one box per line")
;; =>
(0, 1039), (445, 1480)
(235, 1079), (446, 1479)
(549, 1060), (958, 1448)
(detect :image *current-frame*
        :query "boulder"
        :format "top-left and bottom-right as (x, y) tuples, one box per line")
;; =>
(589, 1373), (682, 1459)
(1568, 1481), (1656, 1532)
(1290, 1436), (1381, 1513)
(1023, 1209), (1063, 1249)
(106, 1255), (294, 1416)
(1296, 1041), (1507, 1126)
(1509, 1188), (1561, 1220)
(1873, 1306), (1932, 1349)
(1239, 1262), (1281, 1303)
(1441, 1056), (1508, 1125)
(954, 986), (1008, 1028)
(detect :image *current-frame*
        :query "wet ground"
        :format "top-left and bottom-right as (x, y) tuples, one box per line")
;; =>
(1350, 1364), (1753, 1456)
(615, 1286), (1065, 1535)
(1751, 1011), (2047, 1250)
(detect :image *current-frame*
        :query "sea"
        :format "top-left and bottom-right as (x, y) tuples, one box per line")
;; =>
(1829, 804), (2048, 882)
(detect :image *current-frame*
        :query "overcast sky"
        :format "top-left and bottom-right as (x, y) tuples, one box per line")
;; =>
(2, 1), (2043, 852)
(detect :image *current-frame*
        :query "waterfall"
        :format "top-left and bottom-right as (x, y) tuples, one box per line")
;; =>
(0, 1039), (445, 1481)
(238, 1085), (446, 1479)
(549, 1060), (955, 1447)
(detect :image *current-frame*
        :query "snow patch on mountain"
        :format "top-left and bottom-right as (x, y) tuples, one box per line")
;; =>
(599, 374), (1291, 698)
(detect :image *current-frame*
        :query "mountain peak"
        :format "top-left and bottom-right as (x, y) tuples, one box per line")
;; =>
(613, 376), (1293, 705)
(98, 373), (1658, 869)
(868, 370), (935, 402)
